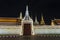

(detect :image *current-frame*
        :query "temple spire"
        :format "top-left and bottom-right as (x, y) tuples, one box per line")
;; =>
(34, 16), (39, 25)
(25, 5), (29, 17)
(51, 20), (55, 26)
(40, 14), (45, 25)
(19, 12), (22, 19)
(23, 5), (32, 20)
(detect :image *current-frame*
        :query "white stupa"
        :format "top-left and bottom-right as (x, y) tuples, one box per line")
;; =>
(34, 16), (39, 25)
(19, 12), (22, 19)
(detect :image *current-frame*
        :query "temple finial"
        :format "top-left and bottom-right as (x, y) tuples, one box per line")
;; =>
(35, 16), (37, 22)
(51, 20), (55, 26)
(25, 5), (29, 17)
(40, 13), (45, 25)
(34, 16), (39, 25)
(19, 12), (22, 19)
(23, 5), (31, 20)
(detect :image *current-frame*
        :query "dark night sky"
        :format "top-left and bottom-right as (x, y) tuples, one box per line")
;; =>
(0, 0), (60, 24)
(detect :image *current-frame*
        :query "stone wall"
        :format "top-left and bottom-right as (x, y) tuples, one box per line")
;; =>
(0, 25), (60, 35)
(34, 25), (60, 34)
(0, 25), (21, 34)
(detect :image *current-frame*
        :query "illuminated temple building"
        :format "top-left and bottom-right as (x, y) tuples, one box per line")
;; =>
(0, 6), (60, 35)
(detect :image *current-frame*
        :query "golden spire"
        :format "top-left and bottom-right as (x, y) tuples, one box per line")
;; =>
(40, 14), (45, 25)
(51, 20), (55, 26)
(19, 12), (22, 19)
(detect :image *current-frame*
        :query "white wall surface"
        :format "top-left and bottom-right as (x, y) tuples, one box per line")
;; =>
(34, 28), (60, 34)
(0, 25), (21, 34)
(34, 25), (60, 34)
(0, 25), (60, 35)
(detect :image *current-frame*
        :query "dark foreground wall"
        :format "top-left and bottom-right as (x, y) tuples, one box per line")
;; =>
(0, 35), (60, 40)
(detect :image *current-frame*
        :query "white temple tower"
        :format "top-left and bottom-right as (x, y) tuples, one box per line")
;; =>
(21, 6), (34, 35)
(34, 16), (39, 25)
